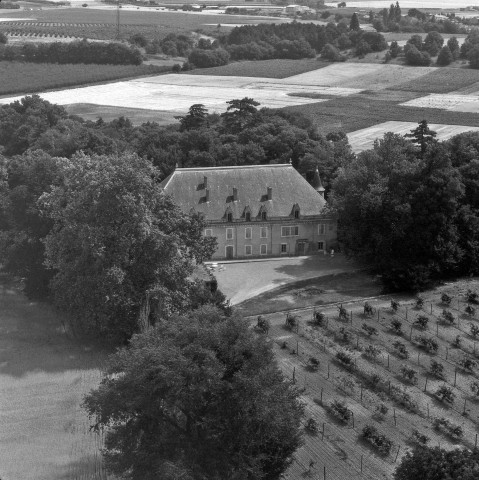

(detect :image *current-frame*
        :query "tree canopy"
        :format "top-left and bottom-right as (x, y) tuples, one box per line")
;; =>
(40, 152), (216, 340)
(394, 446), (479, 480)
(83, 306), (304, 480)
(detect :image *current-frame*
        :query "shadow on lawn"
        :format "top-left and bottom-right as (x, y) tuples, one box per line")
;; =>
(0, 280), (110, 377)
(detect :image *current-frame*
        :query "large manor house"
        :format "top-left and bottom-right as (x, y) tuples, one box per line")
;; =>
(160, 163), (337, 260)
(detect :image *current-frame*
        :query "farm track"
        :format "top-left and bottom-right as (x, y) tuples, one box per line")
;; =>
(261, 286), (479, 480)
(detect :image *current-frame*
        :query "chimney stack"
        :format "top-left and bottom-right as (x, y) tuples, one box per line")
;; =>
(205, 188), (210, 202)
(203, 176), (208, 188)
(267, 187), (272, 200)
(233, 187), (238, 201)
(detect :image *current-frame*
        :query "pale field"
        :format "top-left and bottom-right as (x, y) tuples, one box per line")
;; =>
(394, 37), (466, 48)
(347, 120), (479, 153)
(0, 63), (438, 120)
(0, 281), (111, 480)
(326, 0), (478, 7)
(401, 94), (479, 113)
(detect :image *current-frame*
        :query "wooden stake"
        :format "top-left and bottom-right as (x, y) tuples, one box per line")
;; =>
(410, 325), (413, 340)
(424, 376), (428, 392)
(324, 465), (326, 480)
(322, 423), (325, 441)
(296, 340), (299, 355)
(427, 403), (430, 418)
(387, 354), (390, 369)
(395, 446), (401, 463)
(393, 408), (397, 426)
(293, 367), (296, 384)
(475, 433), (478, 449)
(406, 306), (408, 320)
(352, 412), (355, 428)
(360, 385), (363, 403)
(454, 368), (457, 387)
(328, 362), (330, 379)
(350, 311), (353, 324)
(431, 303), (433, 314)
(320, 388), (323, 404)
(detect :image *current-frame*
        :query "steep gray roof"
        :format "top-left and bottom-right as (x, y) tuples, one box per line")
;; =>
(159, 164), (326, 221)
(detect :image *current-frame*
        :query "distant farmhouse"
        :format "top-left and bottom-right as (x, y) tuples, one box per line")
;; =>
(160, 164), (337, 260)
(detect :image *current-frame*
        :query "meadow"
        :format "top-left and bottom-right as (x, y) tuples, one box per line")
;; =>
(0, 277), (111, 480)
(0, 62), (168, 96)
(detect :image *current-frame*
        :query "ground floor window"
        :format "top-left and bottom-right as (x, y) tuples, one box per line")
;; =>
(245, 245), (252, 256)
(204, 229), (212, 237)
(281, 243), (287, 253)
(318, 241), (324, 250)
(260, 244), (267, 255)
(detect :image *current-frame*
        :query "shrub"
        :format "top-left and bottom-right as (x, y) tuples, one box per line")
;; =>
(305, 418), (318, 434)
(338, 326), (353, 343)
(285, 313), (298, 330)
(433, 417), (463, 439)
(336, 350), (354, 368)
(308, 357), (320, 371)
(410, 429), (430, 446)
(435, 385), (455, 404)
(390, 385), (418, 411)
(391, 318), (402, 334)
(329, 400), (353, 423)
(362, 425), (392, 455)
(393, 341), (409, 358)
(404, 44), (431, 66)
(441, 293), (452, 306)
(188, 48), (230, 68)
(391, 299), (399, 311)
(415, 336), (438, 353)
(470, 380), (479, 397)
(414, 316), (429, 330)
(321, 43), (342, 62)
(400, 365), (418, 384)
(364, 344), (381, 360)
(363, 302), (374, 316)
(129, 33), (148, 48)
(415, 296), (424, 309)
(313, 310), (325, 326)
(452, 335), (462, 348)
(466, 289), (479, 304)
(459, 357), (477, 373)
(338, 305), (348, 321)
(442, 309), (455, 325)
(430, 360), (446, 379)
(376, 403), (388, 416)
(362, 323), (378, 336)
(466, 305), (476, 317)
(256, 316), (270, 334)
(0, 32), (7, 45)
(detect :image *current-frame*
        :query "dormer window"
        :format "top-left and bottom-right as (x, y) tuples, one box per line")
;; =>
(292, 204), (300, 219)
(261, 211), (267, 221)
(245, 212), (251, 222)
(258, 205), (267, 221)
(227, 212), (233, 222)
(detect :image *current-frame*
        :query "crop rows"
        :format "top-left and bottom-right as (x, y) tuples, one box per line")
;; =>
(261, 283), (479, 480)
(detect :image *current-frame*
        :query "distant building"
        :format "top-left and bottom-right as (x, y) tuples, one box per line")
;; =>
(285, 4), (311, 14)
(160, 164), (337, 260)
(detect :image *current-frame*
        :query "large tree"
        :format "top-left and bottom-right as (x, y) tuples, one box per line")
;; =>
(83, 306), (304, 480)
(331, 133), (466, 290)
(40, 152), (216, 340)
(395, 446), (479, 480)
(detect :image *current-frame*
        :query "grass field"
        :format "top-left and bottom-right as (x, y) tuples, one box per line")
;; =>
(0, 277), (111, 480)
(0, 62), (169, 97)
(347, 121), (479, 153)
(189, 58), (331, 79)
(253, 277), (479, 480)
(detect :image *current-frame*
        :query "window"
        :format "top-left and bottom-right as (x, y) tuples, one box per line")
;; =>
(261, 211), (267, 221)
(281, 244), (287, 253)
(318, 241), (324, 250)
(204, 229), (212, 237)
(260, 227), (268, 238)
(245, 212), (251, 222)
(226, 228), (233, 240)
(260, 244), (267, 255)
(245, 227), (252, 239)
(245, 245), (252, 256)
(294, 210), (300, 219)
(281, 226), (299, 237)
(227, 212), (233, 222)
(318, 224), (326, 235)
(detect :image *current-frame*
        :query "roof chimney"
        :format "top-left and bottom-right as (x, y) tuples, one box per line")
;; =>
(205, 188), (210, 202)
(203, 176), (208, 189)
(267, 187), (272, 200)
(233, 187), (238, 201)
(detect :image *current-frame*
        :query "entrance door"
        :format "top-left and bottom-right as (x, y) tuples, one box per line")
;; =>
(297, 242), (305, 256)
(226, 246), (234, 259)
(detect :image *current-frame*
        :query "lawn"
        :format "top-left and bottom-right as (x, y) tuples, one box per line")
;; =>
(0, 276), (110, 480)
(0, 62), (169, 97)
(189, 58), (331, 79)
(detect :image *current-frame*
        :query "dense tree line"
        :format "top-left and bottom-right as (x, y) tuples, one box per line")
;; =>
(331, 122), (479, 291)
(219, 22), (387, 61)
(0, 39), (142, 65)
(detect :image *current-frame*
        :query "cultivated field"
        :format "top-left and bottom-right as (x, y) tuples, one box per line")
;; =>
(402, 93), (479, 114)
(0, 278), (111, 480)
(0, 62), (168, 97)
(257, 278), (479, 480)
(347, 121), (479, 153)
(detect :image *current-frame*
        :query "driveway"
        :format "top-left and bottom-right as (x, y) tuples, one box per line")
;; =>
(209, 254), (357, 305)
